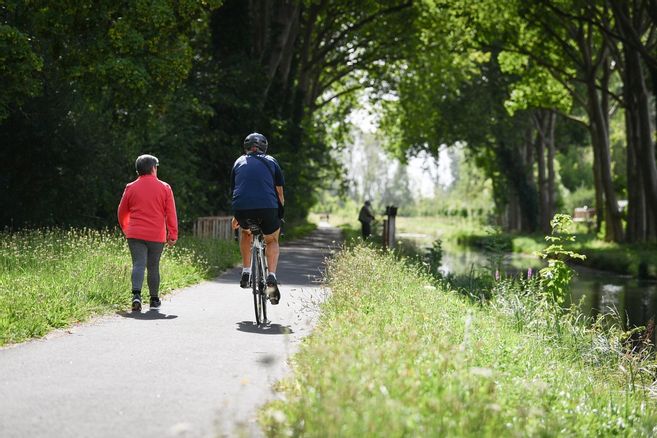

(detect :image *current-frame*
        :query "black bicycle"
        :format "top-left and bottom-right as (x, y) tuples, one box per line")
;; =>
(248, 222), (268, 325)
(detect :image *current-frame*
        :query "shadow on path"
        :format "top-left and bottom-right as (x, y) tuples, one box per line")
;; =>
(116, 310), (179, 320)
(235, 321), (293, 335)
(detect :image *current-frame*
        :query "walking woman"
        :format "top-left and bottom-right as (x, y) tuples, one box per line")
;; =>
(118, 154), (178, 311)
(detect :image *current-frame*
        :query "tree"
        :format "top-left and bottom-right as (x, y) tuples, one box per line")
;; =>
(0, 0), (221, 227)
(379, 3), (541, 232)
(206, 0), (416, 222)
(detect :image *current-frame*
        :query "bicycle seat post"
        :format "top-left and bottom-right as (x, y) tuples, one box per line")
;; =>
(246, 219), (263, 237)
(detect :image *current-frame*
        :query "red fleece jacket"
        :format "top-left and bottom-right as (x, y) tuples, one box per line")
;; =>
(117, 175), (178, 243)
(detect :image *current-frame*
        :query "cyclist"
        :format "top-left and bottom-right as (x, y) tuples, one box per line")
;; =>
(118, 154), (178, 311)
(230, 133), (284, 304)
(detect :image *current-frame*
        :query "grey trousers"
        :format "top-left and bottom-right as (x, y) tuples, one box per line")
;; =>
(127, 239), (165, 297)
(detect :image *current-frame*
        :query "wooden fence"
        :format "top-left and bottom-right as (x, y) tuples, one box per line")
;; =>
(193, 216), (234, 240)
(573, 207), (595, 224)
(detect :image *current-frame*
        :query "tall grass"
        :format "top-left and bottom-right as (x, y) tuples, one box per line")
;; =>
(0, 229), (239, 345)
(261, 245), (657, 436)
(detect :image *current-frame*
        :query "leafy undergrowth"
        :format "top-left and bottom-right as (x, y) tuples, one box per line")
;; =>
(281, 220), (318, 241)
(0, 229), (240, 345)
(261, 245), (657, 437)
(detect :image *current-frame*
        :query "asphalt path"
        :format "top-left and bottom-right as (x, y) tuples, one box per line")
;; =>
(0, 224), (342, 438)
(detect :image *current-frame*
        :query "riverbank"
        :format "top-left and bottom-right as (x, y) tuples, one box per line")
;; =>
(261, 244), (657, 436)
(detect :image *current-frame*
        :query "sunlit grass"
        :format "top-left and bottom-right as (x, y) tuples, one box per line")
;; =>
(0, 229), (240, 345)
(261, 245), (657, 437)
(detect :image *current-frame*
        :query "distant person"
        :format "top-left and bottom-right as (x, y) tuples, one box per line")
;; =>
(358, 200), (376, 239)
(230, 133), (285, 305)
(118, 154), (178, 312)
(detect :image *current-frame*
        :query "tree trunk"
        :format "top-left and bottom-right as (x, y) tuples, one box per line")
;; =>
(592, 139), (604, 234)
(588, 79), (624, 242)
(625, 103), (645, 242)
(628, 51), (657, 241)
(546, 111), (556, 224)
(612, 0), (657, 242)
(496, 139), (537, 233)
(262, 1), (300, 101)
(507, 190), (521, 232)
(534, 113), (549, 234)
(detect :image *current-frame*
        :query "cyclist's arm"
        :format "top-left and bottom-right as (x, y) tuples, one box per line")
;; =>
(276, 186), (284, 205)
(229, 165), (235, 197)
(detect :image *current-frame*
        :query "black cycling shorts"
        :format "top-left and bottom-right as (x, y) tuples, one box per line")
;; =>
(234, 208), (281, 235)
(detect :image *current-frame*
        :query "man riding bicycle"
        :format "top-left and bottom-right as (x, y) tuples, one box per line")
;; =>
(230, 133), (284, 304)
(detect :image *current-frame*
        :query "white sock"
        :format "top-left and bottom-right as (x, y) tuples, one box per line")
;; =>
(269, 272), (276, 279)
(242, 267), (251, 274)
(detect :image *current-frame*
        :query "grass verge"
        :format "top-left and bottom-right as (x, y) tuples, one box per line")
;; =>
(0, 229), (240, 345)
(261, 245), (657, 436)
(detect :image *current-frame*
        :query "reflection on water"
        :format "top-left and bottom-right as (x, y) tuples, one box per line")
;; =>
(571, 272), (657, 332)
(439, 246), (657, 332)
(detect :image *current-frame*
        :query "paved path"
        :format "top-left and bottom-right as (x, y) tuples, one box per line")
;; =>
(0, 224), (342, 438)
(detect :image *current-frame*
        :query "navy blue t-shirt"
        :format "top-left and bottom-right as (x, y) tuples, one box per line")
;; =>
(231, 153), (285, 211)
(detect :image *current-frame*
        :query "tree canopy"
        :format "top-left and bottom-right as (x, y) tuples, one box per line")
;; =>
(1, 0), (655, 243)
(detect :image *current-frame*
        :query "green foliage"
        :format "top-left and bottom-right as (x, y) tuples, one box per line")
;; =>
(0, 0), (221, 228)
(0, 24), (43, 120)
(280, 220), (318, 242)
(536, 214), (586, 305)
(558, 145), (594, 194)
(262, 245), (657, 436)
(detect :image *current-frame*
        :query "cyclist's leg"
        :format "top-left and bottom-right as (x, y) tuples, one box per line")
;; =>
(264, 229), (280, 274)
(263, 229), (281, 304)
(234, 211), (255, 266)
(234, 210), (256, 287)
(257, 208), (281, 303)
(256, 208), (281, 275)
(239, 228), (252, 267)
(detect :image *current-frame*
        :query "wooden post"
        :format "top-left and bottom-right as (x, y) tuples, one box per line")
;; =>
(384, 206), (398, 249)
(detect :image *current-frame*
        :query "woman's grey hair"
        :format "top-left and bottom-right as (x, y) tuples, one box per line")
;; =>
(135, 154), (159, 175)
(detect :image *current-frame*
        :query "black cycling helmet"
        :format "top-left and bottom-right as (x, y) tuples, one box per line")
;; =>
(243, 132), (268, 154)
(135, 154), (159, 175)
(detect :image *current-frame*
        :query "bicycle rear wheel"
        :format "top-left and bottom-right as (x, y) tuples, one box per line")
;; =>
(260, 278), (267, 324)
(252, 251), (264, 325)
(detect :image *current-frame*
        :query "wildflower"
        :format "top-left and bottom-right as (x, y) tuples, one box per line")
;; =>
(495, 270), (500, 281)
(527, 267), (533, 279)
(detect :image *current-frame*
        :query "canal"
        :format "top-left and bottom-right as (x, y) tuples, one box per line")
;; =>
(403, 233), (657, 333)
